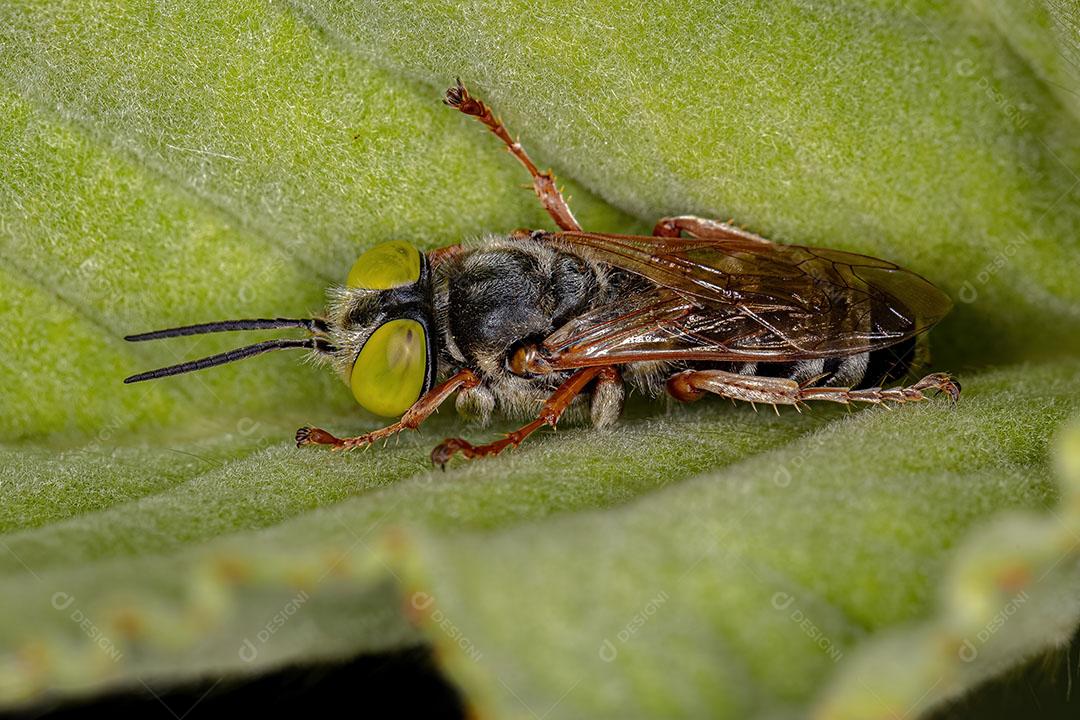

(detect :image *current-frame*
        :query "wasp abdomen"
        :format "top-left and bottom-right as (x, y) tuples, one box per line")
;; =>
(736, 337), (916, 389)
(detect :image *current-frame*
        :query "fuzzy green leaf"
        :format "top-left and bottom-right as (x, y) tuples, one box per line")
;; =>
(1, 0), (1078, 717)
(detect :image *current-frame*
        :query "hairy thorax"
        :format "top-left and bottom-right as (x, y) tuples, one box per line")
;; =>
(433, 236), (644, 423)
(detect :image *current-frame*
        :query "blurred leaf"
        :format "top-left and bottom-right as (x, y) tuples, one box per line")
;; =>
(0, 0), (1078, 717)
(401, 364), (1080, 719)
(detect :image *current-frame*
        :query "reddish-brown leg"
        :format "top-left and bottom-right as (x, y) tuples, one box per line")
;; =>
(431, 366), (612, 466)
(296, 369), (480, 451)
(667, 369), (960, 409)
(652, 215), (771, 244)
(444, 80), (581, 232)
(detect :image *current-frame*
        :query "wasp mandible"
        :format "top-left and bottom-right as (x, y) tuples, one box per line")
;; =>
(125, 81), (960, 465)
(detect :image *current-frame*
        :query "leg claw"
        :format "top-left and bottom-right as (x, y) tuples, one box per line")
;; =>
(296, 426), (375, 451)
(296, 426), (343, 448)
(430, 438), (475, 467)
(912, 373), (962, 404)
(443, 80), (465, 108)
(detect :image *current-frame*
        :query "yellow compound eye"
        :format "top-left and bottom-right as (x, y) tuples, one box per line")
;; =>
(346, 241), (422, 290)
(351, 319), (427, 417)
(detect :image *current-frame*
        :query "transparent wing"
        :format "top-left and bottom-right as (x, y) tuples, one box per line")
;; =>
(541, 232), (952, 367)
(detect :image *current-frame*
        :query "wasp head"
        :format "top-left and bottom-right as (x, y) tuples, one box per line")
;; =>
(321, 241), (437, 416)
(123, 241), (438, 419)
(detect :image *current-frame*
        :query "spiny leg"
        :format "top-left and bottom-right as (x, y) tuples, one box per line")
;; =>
(652, 215), (771, 244)
(431, 366), (614, 466)
(444, 80), (582, 232)
(667, 369), (960, 408)
(296, 369), (480, 451)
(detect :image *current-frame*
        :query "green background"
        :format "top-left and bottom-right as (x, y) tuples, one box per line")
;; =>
(1, 0), (1079, 717)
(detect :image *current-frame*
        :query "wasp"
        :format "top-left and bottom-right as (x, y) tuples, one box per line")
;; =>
(125, 81), (959, 465)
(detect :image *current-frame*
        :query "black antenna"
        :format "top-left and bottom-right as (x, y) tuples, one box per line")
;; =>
(124, 338), (335, 384)
(125, 317), (327, 342)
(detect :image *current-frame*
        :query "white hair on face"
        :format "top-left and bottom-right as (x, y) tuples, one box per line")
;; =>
(322, 285), (383, 384)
